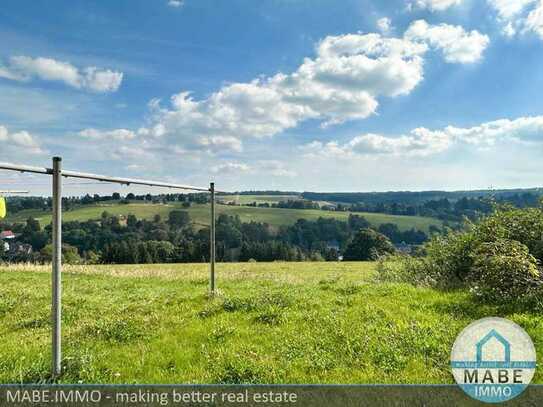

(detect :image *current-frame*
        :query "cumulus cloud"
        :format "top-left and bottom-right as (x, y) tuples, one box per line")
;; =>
(405, 20), (490, 63)
(303, 115), (543, 157)
(210, 160), (297, 177)
(103, 22), (487, 158)
(489, 0), (536, 19)
(168, 0), (184, 7)
(211, 162), (251, 174)
(411, 0), (464, 11)
(0, 125), (45, 156)
(377, 17), (392, 34)
(110, 145), (150, 160)
(0, 56), (123, 92)
(139, 31), (432, 154)
(488, 0), (543, 39)
(78, 128), (136, 141)
(257, 160), (297, 177)
(525, 1), (543, 38)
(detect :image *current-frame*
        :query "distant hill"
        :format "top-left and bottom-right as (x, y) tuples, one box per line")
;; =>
(301, 188), (543, 205)
(228, 190), (300, 196)
(4, 201), (442, 233)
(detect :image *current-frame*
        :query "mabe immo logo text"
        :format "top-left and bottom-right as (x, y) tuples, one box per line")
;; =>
(451, 317), (536, 403)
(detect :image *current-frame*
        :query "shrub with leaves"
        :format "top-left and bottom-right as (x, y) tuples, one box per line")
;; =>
(470, 239), (540, 303)
(379, 205), (543, 305)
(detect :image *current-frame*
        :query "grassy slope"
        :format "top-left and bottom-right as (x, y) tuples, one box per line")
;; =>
(0, 262), (541, 384)
(219, 194), (301, 204)
(5, 202), (441, 232)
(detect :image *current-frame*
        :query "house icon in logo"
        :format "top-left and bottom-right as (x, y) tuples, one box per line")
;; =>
(476, 329), (511, 363)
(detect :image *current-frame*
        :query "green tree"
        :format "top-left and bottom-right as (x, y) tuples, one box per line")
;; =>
(168, 210), (190, 228)
(343, 228), (395, 261)
(25, 217), (41, 232)
(127, 214), (138, 228)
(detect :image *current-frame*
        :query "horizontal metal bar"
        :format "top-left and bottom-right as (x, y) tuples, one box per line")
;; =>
(61, 170), (212, 192)
(0, 191), (29, 194)
(0, 161), (227, 193)
(0, 162), (51, 175)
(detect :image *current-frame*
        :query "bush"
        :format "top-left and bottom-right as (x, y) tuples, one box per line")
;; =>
(40, 243), (82, 264)
(376, 255), (438, 286)
(310, 252), (325, 262)
(470, 239), (540, 303)
(420, 230), (478, 288)
(379, 205), (543, 305)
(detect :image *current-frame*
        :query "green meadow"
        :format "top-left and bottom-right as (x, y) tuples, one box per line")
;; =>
(218, 194), (302, 205)
(5, 201), (441, 232)
(0, 262), (541, 384)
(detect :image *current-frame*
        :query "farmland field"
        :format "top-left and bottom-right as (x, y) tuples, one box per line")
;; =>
(218, 194), (302, 205)
(0, 262), (541, 384)
(4, 201), (442, 232)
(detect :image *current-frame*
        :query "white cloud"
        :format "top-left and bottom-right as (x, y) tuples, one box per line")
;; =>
(77, 23), (485, 164)
(259, 160), (298, 177)
(79, 128), (136, 141)
(487, 0), (543, 39)
(126, 164), (144, 171)
(405, 20), (490, 63)
(211, 162), (251, 174)
(82, 67), (123, 92)
(0, 125), (45, 156)
(488, 0), (536, 19)
(411, 0), (464, 11)
(111, 145), (148, 160)
(0, 56), (123, 92)
(303, 115), (543, 157)
(503, 21), (517, 36)
(200, 135), (243, 153)
(168, 0), (184, 7)
(525, 1), (543, 38)
(142, 31), (430, 154)
(377, 17), (392, 34)
(210, 160), (297, 177)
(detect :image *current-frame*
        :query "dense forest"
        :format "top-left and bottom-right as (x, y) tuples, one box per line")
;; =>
(0, 210), (433, 264)
(303, 190), (543, 222)
(302, 188), (543, 205)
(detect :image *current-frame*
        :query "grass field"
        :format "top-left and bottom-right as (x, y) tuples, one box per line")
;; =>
(219, 194), (301, 205)
(0, 262), (541, 384)
(5, 202), (442, 232)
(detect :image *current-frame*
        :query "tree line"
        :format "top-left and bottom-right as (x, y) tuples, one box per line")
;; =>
(4, 192), (209, 215)
(0, 211), (433, 264)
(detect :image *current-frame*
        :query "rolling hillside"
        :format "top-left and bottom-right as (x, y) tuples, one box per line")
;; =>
(218, 194), (302, 205)
(5, 201), (442, 232)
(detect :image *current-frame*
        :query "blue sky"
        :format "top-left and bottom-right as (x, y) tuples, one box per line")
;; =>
(1, 0), (543, 194)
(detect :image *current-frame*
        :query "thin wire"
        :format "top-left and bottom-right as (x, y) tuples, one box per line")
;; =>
(0, 182), (135, 187)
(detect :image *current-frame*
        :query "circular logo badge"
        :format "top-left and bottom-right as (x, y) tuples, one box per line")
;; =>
(451, 317), (536, 403)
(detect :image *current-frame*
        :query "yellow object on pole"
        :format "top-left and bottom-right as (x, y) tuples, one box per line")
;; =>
(0, 196), (6, 219)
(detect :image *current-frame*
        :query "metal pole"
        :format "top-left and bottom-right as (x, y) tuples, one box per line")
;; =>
(52, 157), (62, 377)
(210, 182), (216, 294)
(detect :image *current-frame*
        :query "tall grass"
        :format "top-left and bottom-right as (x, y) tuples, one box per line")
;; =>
(1, 262), (541, 384)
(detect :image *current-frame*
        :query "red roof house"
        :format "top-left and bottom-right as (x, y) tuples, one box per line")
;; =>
(0, 231), (16, 240)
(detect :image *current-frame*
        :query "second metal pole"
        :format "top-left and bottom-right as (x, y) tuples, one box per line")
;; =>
(52, 156), (62, 377)
(210, 182), (216, 294)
